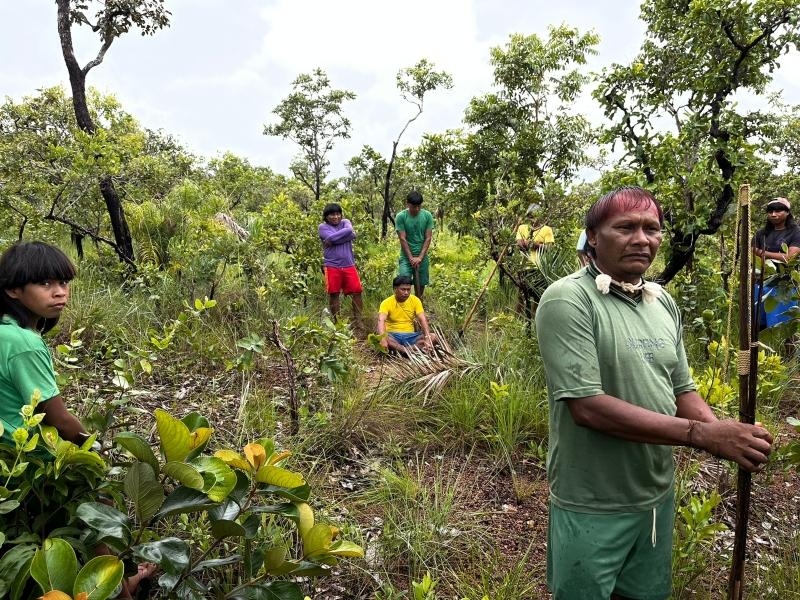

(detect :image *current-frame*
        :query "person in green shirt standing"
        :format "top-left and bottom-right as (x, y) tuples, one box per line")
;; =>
(535, 186), (773, 600)
(395, 190), (434, 298)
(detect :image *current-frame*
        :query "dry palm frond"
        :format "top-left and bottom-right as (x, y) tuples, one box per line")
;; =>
(374, 326), (484, 403)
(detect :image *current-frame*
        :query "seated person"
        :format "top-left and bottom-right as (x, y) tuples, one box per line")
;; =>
(377, 275), (438, 355)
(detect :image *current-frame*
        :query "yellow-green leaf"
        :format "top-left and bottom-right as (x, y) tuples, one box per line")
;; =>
(213, 449), (251, 471)
(302, 523), (333, 556)
(295, 502), (314, 538)
(255, 465), (305, 488)
(327, 540), (365, 558)
(155, 409), (191, 463)
(163, 462), (204, 490)
(73, 555), (124, 600)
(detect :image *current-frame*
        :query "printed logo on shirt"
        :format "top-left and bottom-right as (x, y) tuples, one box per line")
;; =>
(626, 337), (667, 364)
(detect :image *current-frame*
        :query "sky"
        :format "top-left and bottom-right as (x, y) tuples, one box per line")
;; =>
(1, 1), (798, 178)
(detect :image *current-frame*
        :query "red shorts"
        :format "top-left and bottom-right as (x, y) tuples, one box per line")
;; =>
(324, 265), (363, 294)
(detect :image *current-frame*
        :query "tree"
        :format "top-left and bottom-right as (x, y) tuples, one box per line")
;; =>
(378, 59), (452, 238)
(264, 69), (356, 202)
(418, 27), (598, 232)
(594, 0), (800, 283)
(56, 0), (170, 265)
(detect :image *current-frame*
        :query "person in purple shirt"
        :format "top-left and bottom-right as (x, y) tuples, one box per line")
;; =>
(319, 203), (364, 327)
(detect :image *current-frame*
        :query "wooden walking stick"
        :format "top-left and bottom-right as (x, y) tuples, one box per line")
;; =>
(413, 264), (422, 298)
(728, 183), (759, 600)
(459, 204), (535, 337)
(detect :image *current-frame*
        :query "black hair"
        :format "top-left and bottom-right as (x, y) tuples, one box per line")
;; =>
(393, 275), (413, 288)
(406, 191), (423, 205)
(322, 203), (343, 220)
(0, 241), (76, 333)
(584, 186), (663, 257)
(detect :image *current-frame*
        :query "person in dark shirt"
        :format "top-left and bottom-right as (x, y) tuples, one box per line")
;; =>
(753, 197), (800, 329)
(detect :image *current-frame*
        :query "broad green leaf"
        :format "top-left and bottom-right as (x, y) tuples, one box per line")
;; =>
(213, 449), (251, 471)
(133, 538), (190, 576)
(0, 532), (4, 546)
(294, 502), (314, 537)
(114, 432), (159, 474)
(0, 543), (37, 600)
(181, 412), (210, 431)
(210, 519), (247, 540)
(31, 538), (77, 594)
(259, 484), (311, 503)
(181, 413), (212, 460)
(193, 457), (237, 502)
(163, 461), (204, 490)
(192, 555), (241, 572)
(208, 498), (242, 522)
(124, 462), (165, 524)
(302, 523), (333, 556)
(154, 486), (219, 520)
(0, 499), (20, 514)
(73, 555), (124, 600)
(154, 409), (192, 463)
(76, 502), (131, 549)
(262, 545), (287, 573)
(228, 580), (305, 600)
(327, 540), (365, 558)
(286, 560), (331, 576)
(255, 465), (305, 488)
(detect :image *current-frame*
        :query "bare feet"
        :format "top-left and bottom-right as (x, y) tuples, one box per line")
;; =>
(120, 562), (157, 598)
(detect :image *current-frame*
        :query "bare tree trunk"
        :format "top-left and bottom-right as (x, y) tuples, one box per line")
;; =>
(56, 0), (135, 265)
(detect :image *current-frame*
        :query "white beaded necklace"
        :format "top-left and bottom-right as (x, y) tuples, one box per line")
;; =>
(592, 262), (662, 304)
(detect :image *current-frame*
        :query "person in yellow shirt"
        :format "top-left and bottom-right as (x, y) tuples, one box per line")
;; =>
(377, 275), (438, 356)
(516, 222), (555, 265)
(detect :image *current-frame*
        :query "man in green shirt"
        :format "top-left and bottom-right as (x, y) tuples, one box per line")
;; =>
(535, 186), (773, 600)
(395, 190), (434, 298)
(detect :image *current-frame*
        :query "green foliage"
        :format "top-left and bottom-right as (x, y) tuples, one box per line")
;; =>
(264, 68), (356, 200)
(32, 539), (124, 600)
(418, 26), (598, 236)
(594, 0), (800, 280)
(673, 490), (728, 590)
(0, 395), (110, 599)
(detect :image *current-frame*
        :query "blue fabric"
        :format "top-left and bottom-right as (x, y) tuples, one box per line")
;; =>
(755, 282), (798, 328)
(389, 332), (421, 346)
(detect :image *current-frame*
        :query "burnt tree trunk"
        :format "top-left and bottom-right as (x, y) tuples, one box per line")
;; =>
(56, 0), (135, 265)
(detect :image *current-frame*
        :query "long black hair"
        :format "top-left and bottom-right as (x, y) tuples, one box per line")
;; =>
(0, 241), (76, 333)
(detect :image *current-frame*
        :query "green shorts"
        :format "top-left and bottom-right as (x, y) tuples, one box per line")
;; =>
(547, 488), (674, 600)
(398, 255), (430, 287)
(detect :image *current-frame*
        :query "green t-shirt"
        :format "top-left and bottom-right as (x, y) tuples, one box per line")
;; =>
(395, 209), (435, 255)
(535, 265), (695, 514)
(0, 316), (59, 442)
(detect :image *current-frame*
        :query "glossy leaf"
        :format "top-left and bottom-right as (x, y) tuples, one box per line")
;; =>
(73, 555), (124, 600)
(295, 502), (314, 537)
(133, 538), (191, 576)
(163, 461), (204, 490)
(154, 409), (192, 463)
(153, 486), (219, 520)
(213, 449), (251, 471)
(228, 580), (305, 600)
(31, 538), (77, 594)
(327, 540), (365, 558)
(192, 456), (237, 502)
(254, 465), (305, 488)
(302, 523), (333, 557)
(0, 543), (36, 600)
(124, 462), (165, 523)
(210, 519), (247, 539)
(76, 503), (131, 550)
(114, 432), (159, 474)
